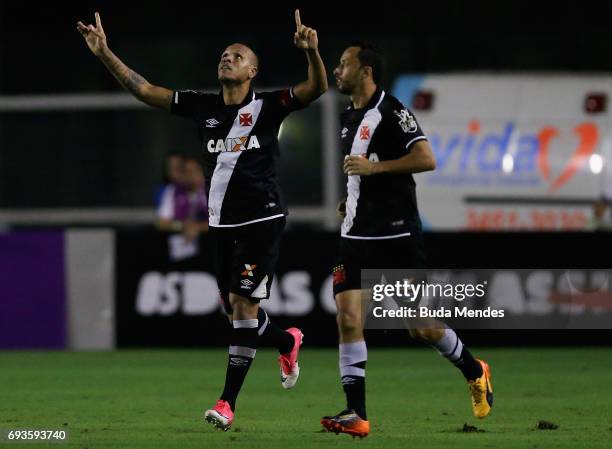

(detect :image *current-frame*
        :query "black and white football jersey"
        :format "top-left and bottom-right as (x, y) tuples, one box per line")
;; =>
(340, 87), (427, 238)
(171, 87), (303, 227)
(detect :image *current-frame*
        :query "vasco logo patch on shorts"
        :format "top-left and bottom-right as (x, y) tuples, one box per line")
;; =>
(241, 264), (257, 277)
(332, 264), (346, 285)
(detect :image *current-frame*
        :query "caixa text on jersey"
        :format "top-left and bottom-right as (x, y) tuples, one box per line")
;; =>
(206, 136), (261, 153)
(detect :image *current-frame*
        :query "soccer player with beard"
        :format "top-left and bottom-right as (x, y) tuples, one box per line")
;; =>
(320, 42), (493, 438)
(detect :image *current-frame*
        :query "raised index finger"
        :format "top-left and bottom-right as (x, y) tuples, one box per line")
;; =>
(95, 11), (102, 29)
(295, 9), (302, 30)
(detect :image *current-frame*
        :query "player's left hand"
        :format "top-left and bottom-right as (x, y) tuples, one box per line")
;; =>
(293, 9), (318, 50)
(344, 154), (377, 176)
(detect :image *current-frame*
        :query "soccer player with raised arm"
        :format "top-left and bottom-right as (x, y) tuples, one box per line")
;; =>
(320, 42), (493, 438)
(77, 10), (327, 431)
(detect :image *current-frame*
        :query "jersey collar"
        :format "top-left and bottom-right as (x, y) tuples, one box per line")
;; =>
(217, 88), (255, 108)
(349, 86), (384, 111)
(364, 86), (384, 110)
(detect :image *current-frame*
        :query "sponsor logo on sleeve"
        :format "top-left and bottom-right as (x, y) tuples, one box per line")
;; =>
(394, 109), (418, 133)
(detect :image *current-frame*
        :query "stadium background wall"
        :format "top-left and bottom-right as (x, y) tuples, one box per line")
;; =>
(114, 229), (612, 348)
(2, 229), (611, 349)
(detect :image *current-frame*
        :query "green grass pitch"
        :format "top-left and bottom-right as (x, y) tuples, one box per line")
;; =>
(1, 348), (611, 448)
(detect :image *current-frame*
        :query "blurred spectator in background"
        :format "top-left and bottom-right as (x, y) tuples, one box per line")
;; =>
(156, 156), (209, 242)
(154, 152), (186, 207)
(589, 197), (612, 231)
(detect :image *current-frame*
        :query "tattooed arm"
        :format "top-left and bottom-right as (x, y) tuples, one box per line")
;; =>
(77, 12), (172, 110)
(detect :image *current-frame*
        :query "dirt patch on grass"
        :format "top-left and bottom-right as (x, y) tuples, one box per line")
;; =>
(536, 420), (558, 430)
(459, 423), (485, 433)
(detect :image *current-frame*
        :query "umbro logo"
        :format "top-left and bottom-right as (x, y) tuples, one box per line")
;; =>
(341, 127), (348, 138)
(230, 357), (249, 366)
(341, 376), (356, 385)
(205, 118), (220, 128)
(241, 279), (254, 287)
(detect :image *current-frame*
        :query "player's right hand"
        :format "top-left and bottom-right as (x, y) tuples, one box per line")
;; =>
(77, 12), (107, 56)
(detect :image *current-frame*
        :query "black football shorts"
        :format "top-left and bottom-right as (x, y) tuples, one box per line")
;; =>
(211, 217), (285, 314)
(332, 233), (426, 296)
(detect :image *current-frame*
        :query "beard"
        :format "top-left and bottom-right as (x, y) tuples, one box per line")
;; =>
(337, 81), (354, 95)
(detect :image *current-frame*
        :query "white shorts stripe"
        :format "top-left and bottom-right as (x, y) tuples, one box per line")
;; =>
(251, 275), (269, 299)
(340, 232), (412, 240)
(209, 214), (285, 228)
(257, 311), (270, 336)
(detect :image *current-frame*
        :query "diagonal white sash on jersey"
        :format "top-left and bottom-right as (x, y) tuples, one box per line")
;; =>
(341, 91), (386, 237)
(208, 93), (263, 227)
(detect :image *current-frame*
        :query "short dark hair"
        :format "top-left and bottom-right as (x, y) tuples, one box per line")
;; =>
(251, 50), (260, 70)
(350, 41), (386, 84)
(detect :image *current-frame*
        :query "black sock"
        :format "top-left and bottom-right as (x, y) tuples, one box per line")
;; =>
(339, 341), (367, 420)
(454, 346), (483, 381)
(220, 319), (258, 411)
(257, 308), (294, 354)
(431, 328), (483, 381)
(342, 370), (367, 420)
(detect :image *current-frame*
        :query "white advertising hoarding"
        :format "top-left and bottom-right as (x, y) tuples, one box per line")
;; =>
(392, 75), (612, 230)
